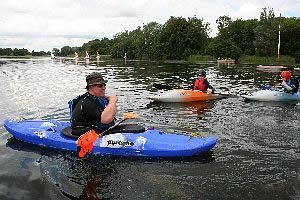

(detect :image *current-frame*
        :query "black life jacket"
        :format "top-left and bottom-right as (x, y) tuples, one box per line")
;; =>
(68, 93), (115, 132)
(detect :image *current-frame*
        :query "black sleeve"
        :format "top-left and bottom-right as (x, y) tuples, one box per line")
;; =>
(81, 98), (103, 121)
(291, 78), (299, 93)
(205, 79), (215, 91)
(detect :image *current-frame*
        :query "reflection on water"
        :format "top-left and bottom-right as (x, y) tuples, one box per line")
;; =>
(0, 58), (300, 199)
(6, 137), (215, 199)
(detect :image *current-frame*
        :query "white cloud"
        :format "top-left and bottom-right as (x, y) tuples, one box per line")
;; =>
(0, 0), (299, 51)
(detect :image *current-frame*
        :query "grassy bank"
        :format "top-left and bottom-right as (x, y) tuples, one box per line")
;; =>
(239, 55), (296, 65)
(188, 55), (215, 63)
(188, 54), (297, 66)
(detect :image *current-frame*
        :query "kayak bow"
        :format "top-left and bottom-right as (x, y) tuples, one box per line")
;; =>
(148, 89), (217, 102)
(241, 90), (300, 102)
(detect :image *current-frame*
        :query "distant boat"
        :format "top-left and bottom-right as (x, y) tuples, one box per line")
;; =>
(256, 64), (286, 73)
(256, 65), (286, 69)
(217, 58), (235, 65)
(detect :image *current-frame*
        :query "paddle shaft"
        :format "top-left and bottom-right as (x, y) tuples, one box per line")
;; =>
(100, 118), (128, 136)
(76, 116), (134, 158)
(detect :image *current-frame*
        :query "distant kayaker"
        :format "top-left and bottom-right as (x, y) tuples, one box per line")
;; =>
(96, 51), (100, 61)
(74, 52), (78, 59)
(69, 72), (117, 136)
(85, 50), (89, 59)
(281, 71), (299, 94)
(193, 69), (215, 94)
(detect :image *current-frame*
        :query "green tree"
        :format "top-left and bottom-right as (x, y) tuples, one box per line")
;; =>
(98, 37), (113, 55)
(127, 26), (144, 59)
(160, 16), (190, 59)
(208, 15), (243, 60)
(216, 15), (232, 32)
(159, 16), (209, 60)
(60, 46), (73, 56)
(281, 17), (300, 56)
(254, 8), (279, 56)
(227, 19), (259, 55)
(52, 48), (60, 56)
(111, 31), (130, 58)
(142, 22), (162, 59)
(206, 36), (241, 61)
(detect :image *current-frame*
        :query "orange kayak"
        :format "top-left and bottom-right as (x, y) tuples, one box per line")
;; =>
(148, 89), (217, 102)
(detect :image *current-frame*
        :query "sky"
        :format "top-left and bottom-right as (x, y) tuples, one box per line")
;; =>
(0, 0), (299, 52)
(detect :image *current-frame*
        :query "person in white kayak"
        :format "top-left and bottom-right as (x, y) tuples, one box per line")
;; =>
(281, 71), (299, 94)
(193, 69), (215, 94)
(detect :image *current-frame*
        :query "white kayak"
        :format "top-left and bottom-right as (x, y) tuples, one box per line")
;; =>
(242, 90), (300, 102)
(147, 89), (217, 103)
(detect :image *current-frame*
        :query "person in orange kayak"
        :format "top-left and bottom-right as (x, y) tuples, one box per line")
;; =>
(193, 69), (215, 94)
(281, 71), (299, 94)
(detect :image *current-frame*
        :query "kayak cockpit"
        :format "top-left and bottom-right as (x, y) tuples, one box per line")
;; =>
(62, 124), (146, 139)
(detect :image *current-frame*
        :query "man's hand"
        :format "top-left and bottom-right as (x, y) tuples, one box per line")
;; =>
(107, 95), (118, 103)
(282, 80), (286, 85)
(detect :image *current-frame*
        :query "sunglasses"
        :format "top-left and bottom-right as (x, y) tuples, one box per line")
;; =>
(95, 83), (106, 88)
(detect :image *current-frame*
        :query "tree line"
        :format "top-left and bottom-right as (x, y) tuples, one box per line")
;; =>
(63, 8), (299, 63)
(0, 48), (50, 57)
(2, 8), (300, 63)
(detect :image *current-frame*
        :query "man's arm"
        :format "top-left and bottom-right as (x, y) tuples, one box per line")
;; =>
(282, 81), (293, 91)
(205, 79), (215, 93)
(101, 95), (117, 124)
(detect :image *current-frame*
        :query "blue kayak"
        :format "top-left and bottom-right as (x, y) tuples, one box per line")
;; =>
(4, 119), (217, 157)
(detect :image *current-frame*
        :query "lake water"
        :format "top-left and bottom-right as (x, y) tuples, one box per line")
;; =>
(0, 58), (299, 200)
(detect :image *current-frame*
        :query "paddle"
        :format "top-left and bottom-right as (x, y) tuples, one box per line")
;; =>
(259, 85), (271, 90)
(76, 112), (138, 158)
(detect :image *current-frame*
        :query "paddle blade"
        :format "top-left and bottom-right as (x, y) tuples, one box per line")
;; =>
(76, 129), (99, 158)
(123, 112), (138, 119)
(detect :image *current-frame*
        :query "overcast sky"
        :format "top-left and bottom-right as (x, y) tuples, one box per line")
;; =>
(0, 0), (299, 52)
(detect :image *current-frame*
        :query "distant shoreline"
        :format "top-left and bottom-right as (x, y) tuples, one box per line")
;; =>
(0, 55), (298, 66)
(0, 55), (50, 59)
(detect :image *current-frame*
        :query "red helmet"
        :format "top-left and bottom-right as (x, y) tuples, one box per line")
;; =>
(281, 71), (291, 80)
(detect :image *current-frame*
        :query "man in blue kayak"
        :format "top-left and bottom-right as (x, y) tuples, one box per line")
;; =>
(69, 72), (117, 136)
(281, 71), (299, 94)
(193, 69), (215, 94)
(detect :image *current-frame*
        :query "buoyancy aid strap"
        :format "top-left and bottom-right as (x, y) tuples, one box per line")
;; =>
(193, 79), (199, 90)
(68, 100), (73, 123)
(95, 96), (108, 110)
